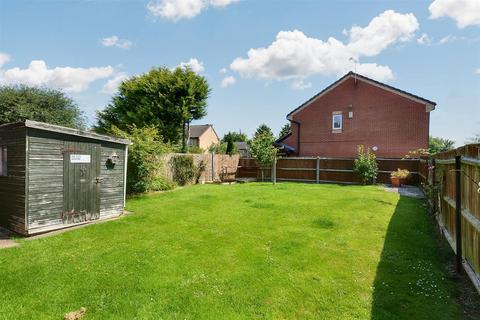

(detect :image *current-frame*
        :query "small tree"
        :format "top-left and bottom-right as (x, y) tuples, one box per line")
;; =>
(248, 133), (277, 181)
(353, 145), (378, 185)
(225, 139), (238, 156)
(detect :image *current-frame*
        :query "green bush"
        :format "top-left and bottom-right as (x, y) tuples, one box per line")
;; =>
(111, 125), (174, 193)
(171, 155), (200, 186)
(353, 145), (378, 185)
(187, 145), (204, 154)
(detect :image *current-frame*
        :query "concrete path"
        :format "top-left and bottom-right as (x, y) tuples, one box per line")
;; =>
(0, 228), (19, 249)
(383, 185), (425, 198)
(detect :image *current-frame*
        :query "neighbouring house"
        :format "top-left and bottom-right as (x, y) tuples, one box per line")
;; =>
(277, 72), (436, 158)
(234, 142), (250, 158)
(188, 124), (220, 152)
(0, 120), (130, 235)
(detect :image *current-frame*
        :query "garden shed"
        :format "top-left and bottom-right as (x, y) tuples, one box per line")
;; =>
(0, 120), (130, 235)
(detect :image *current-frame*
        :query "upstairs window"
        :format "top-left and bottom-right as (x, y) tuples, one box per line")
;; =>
(332, 112), (342, 130)
(0, 147), (7, 177)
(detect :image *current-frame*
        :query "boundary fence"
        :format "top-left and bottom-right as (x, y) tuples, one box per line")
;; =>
(237, 157), (420, 185)
(419, 144), (480, 293)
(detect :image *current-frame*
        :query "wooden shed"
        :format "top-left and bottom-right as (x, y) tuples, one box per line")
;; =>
(0, 120), (130, 235)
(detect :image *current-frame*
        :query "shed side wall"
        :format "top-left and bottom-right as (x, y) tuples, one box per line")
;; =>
(0, 123), (26, 234)
(100, 142), (126, 217)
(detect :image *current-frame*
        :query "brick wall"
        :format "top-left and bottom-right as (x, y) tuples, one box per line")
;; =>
(283, 77), (430, 158)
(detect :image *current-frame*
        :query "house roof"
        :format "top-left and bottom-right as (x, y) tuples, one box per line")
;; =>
(189, 124), (219, 140)
(234, 142), (248, 150)
(0, 120), (131, 145)
(286, 72), (437, 120)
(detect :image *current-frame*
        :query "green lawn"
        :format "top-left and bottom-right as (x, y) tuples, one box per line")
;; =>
(0, 183), (463, 319)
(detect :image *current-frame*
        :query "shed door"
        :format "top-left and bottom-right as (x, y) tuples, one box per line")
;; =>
(63, 141), (101, 223)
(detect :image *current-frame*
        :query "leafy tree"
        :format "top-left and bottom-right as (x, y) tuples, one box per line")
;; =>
(429, 136), (455, 154)
(96, 66), (210, 150)
(111, 125), (174, 194)
(0, 85), (85, 129)
(278, 123), (291, 140)
(222, 131), (247, 143)
(466, 133), (480, 144)
(353, 145), (378, 185)
(254, 123), (273, 140)
(248, 132), (277, 181)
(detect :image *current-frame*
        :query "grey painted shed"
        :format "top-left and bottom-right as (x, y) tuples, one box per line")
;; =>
(0, 120), (130, 235)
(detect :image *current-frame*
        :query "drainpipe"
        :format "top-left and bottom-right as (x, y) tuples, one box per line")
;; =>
(291, 120), (301, 156)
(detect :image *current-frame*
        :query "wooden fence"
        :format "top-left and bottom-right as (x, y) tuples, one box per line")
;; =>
(419, 144), (480, 293)
(237, 157), (420, 185)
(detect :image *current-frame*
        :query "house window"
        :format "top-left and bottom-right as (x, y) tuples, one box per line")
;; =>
(0, 147), (7, 177)
(332, 112), (342, 130)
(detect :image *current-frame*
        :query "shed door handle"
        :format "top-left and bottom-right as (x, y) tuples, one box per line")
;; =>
(95, 177), (103, 184)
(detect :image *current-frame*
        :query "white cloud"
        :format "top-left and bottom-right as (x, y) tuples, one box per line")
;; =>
(101, 72), (128, 94)
(101, 35), (133, 49)
(219, 67), (227, 74)
(147, 0), (239, 21)
(220, 75), (236, 87)
(0, 53), (10, 68)
(475, 68), (480, 74)
(0, 60), (114, 92)
(178, 58), (205, 73)
(230, 10), (415, 85)
(417, 33), (432, 45)
(291, 79), (312, 90)
(429, 0), (480, 28)
(345, 10), (419, 56)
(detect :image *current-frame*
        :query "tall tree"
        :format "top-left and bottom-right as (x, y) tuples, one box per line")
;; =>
(95, 66), (210, 149)
(428, 136), (455, 154)
(278, 123), (291, 140)
(222, 131), (248, 143)
(0, 85), (85, 129)
(254, 123), (273, 140)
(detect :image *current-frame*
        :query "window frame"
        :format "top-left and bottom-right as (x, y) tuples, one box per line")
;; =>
(0, 146), (7, 177)
(332, 113), (343, 131)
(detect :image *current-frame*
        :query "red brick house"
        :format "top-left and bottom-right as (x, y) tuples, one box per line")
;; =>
(277, 72), (436, 158)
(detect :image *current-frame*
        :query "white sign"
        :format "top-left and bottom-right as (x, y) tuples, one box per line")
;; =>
(70, 154), (91, 164)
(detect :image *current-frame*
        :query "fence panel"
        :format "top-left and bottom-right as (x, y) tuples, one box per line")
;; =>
(425, 144), (480, 293)
(237, 157), (420, 185)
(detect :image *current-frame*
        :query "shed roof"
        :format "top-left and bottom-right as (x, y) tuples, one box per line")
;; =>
(286, 72), (437, 120)
(4, 120), (131, 145)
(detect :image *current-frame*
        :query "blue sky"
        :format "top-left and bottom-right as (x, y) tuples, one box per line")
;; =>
(0, 0), (479, 144)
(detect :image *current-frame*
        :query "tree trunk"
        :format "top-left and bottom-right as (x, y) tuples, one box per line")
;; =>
(181, 119), (187, 153)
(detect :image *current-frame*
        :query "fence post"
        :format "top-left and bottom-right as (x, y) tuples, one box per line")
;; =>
(272, 157), (277, 184)
(455, 155), (463, 274)
(316, 157), (320, 184)
(211, 152), (215, 182)
(431, 158), (437, 215)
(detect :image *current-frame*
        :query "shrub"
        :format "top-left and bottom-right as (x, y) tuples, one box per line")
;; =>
(187, 145), (204, 154)
(111, 125), (174, 193)
(171, 155), (201, 186)
(209, 142), (227, 154)
(353, 145), (378, 185)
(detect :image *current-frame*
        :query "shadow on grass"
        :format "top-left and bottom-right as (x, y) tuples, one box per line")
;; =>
(370, 196), (459, 320)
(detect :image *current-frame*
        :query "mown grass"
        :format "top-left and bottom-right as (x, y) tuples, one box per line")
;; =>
(0, 183), (463, 319)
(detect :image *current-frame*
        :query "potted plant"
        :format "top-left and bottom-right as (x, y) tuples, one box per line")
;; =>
(390, 169), (410, 187)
